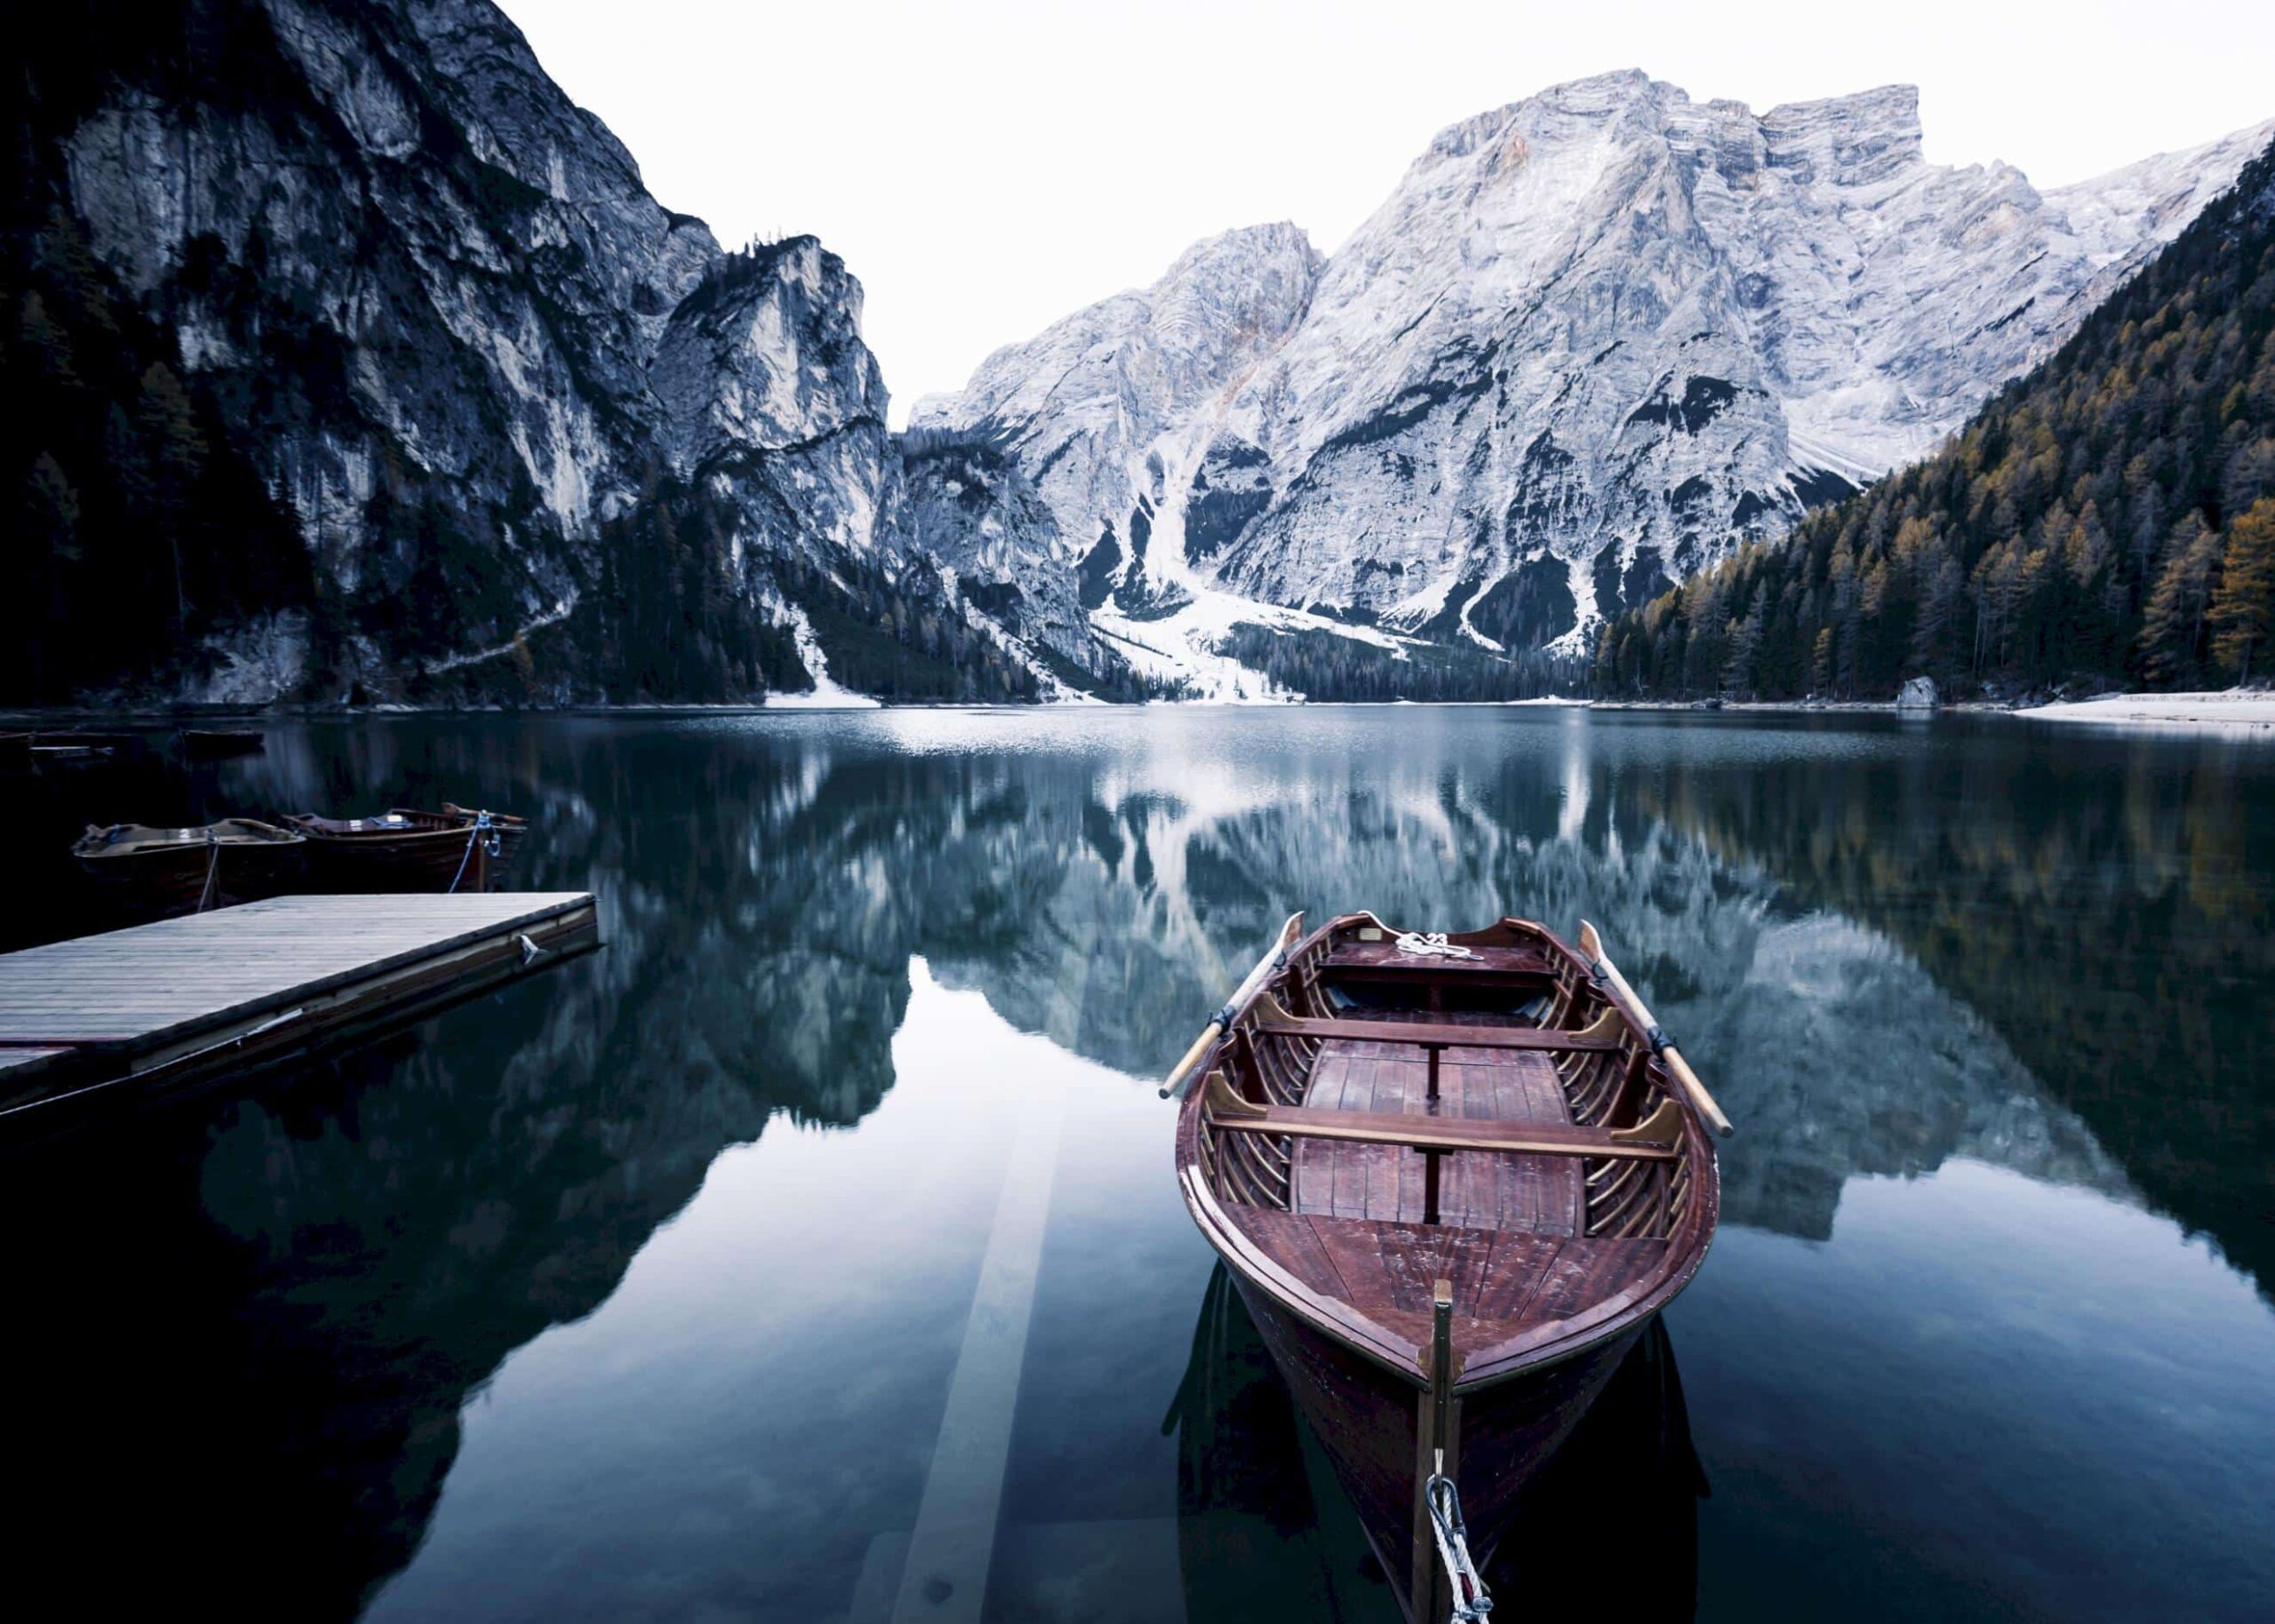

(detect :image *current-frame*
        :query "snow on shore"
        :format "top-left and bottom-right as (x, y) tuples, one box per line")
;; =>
(2016, 689), (2275, 728)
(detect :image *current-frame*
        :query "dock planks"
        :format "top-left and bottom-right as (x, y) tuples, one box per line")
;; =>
(0, 893), (599, 1120)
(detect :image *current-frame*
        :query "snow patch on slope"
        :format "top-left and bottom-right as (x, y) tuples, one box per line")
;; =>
(764, 604), (882, 709)
(1091, 587), (1429, 702)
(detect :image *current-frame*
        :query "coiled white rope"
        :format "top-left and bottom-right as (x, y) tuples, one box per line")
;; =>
(1393, 930), (1478, 960)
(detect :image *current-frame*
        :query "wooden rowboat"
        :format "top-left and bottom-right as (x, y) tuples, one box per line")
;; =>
(71, 819), (307, 913)
(1168, 911), (1726, 1622)
(281, 803), (526, 893)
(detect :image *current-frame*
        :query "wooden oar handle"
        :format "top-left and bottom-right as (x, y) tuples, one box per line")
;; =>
(1161, 1019), (1226, 1100)
(1654, 1041), (1731, 1138)
(1577, 919), (1735, 1137)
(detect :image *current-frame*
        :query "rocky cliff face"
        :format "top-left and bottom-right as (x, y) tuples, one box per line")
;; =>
(918, 73), (2274, 666)
(9, 0), (1050, 704)
(894, 426), (1109, 682)
(913, 223), (1322, 625)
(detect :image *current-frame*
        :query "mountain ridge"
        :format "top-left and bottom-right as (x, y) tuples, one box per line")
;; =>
(916, 70), (2274, 690)
(8, 19), (2270, 706)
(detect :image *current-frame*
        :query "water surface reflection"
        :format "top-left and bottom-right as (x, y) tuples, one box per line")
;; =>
(1, 708), (2269, 1620)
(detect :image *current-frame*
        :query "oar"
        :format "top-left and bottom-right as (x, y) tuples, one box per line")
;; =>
(1160, 911), (1306, 1100)
(1577, 919), (1733, 1138)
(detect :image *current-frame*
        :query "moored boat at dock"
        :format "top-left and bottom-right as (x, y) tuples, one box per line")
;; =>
(71, 818), (308, 913)
(282, 804), (527, 893)
(1167, 910), (1726, 1622)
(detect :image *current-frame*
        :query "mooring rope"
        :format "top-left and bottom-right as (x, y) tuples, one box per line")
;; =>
(1425, 1471), (1493, 1620)
(196, 830), (221, 914)
(445, 810), (501, 895)
(1394, 930), (1478, 960)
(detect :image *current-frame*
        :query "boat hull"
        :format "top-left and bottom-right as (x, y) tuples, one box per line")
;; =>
(1232, 1271), (1639, 1620)
(1171, 910), (1720, 1621)
(76, 840), (307, 913)
(295, 823), (525, 893)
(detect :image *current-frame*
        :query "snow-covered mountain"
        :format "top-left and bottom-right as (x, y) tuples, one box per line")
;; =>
(915, 72), (2274, 675)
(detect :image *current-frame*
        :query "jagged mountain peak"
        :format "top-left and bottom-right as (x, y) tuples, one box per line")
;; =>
(915, 73), (2273, 681)
(907, 218), (1322, 638)
(1410, 71), (1926, 182)
(913, 220), (1319, 432)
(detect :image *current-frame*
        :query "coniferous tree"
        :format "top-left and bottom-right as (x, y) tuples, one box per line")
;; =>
(9, 453), (81, 698)
(2208, 497), (2275, 681)
(134, 360), (206, 633)
(2138, 513), (2222, 685)
(1593, 136), (2275, 700)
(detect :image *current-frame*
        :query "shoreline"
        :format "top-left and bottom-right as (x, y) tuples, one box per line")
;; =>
(4, 697), (1592, 723)
(7, 691), (2273, 730)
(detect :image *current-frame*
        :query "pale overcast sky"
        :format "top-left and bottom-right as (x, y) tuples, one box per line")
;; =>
(501, 0), (2275, 425)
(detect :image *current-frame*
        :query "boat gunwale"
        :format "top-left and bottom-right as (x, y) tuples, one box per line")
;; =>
(283, 806), (528, 844)
(72, 818), (307, 860)
(1174, 909), (1720, 1393)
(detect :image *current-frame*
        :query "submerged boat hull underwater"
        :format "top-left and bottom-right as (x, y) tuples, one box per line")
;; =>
(1168, 911), (1727, 1622)
(1164, 1262), (1705, 1623)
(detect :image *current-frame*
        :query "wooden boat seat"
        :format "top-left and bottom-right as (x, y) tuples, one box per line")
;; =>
(1204, 1075), (1677, 1160)
(1273, 1008), (1613, 1231)
(1249, 999), (1621, 1054)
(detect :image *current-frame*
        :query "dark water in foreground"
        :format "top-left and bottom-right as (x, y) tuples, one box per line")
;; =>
(4, 707), (2272, 1621)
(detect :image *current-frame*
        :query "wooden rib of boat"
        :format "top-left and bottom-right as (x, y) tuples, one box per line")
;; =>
(177, 728), (265, 760)
(71, 819), (308, 913)
(280, 803), (526, 893)
(1169, 910), (1726, 1623)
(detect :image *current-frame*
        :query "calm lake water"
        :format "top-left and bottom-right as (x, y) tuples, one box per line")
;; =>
(4, 707), (2272, 1621)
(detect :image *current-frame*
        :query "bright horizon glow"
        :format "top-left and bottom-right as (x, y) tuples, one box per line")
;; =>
(499, 0), (2275, 426)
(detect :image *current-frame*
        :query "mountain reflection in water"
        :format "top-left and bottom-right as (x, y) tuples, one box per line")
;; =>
(1, 707), (2269, 1621)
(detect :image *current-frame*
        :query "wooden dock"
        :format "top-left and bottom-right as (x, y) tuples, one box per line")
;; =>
(0, 892), (600, 1123)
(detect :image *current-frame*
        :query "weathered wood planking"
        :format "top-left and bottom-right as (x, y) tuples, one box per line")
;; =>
(0, 893), (599, 1119)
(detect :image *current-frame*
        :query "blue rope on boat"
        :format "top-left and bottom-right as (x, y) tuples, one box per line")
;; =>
(445, 811), (500, 895)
